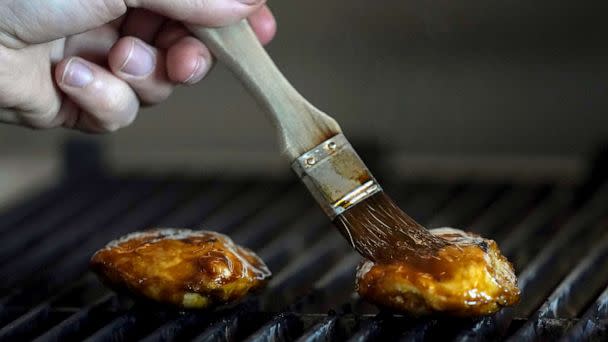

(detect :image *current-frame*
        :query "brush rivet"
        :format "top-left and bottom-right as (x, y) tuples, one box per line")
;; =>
(305, 157), (316, 166)
(326, 142), (337, 151)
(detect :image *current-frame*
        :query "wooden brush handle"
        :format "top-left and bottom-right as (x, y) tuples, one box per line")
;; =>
(188, 20), (342, 161)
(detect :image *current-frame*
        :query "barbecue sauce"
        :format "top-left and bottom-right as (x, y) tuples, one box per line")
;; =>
(90, 229), (271, 309)
(356, 228), (520, 316)
(333, 192), (449, 264)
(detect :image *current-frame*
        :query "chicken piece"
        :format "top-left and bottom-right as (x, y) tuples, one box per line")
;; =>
(90, 228), (271, 309)
(356, 227), (519, 316)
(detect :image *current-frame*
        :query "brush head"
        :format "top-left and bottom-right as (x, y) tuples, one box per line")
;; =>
(292, 134), (448, 263)
(333, 191), (449, 263)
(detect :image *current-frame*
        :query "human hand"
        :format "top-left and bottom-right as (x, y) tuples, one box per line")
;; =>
(0, 0), (275, 132)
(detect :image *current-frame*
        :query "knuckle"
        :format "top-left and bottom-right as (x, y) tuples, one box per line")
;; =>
(18, 89), (63, 129)
(0, 6), (28, 49)
(22, 108), (61, 129)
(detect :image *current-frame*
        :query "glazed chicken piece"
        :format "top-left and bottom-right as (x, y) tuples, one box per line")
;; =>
(90, 228), (271, 309)
(356, 228), (519, 316)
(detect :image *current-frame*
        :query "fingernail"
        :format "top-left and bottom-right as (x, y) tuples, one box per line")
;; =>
(120, 40), (155, 77)
(62, 59), (93, 88)
(236, 0), (261, 4)
(184, 56), (208, 85)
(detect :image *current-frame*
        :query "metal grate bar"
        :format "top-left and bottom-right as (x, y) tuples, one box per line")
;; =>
(83, 307), (175, 342)
(186, 199), (359, 341)
(513, 181), (608, 318)
(288, 255), (362, 341)
(469, 186), (546, 238)
(397, 319), (440, 341)
(453, 183), (608, 342)
(132, 185), (318, 341)
(229, 187), (313, 250)
(0, 180), (188, 313)
(426, 184), (505, 228)
(514, 318), (578, 340)
(140, 312), (211, 342)
(190, 220), (355, 341)
(399, 183), (463, 224)
(200, 182), (290, 233)
(500, 187), (574, 265)
(452, 188), (576, 341)
(0, 279), (89, 341)
(392, 184), (514, 341)
(348, 315), (394, 342)
(0, 179), (87, 234)
(295, 315), (340, 342)
(176, 230), (332, 340)
(32, 294), (119, 342)
(264, 232), (348, 311)
(91, 181), (309, 341)
(0, 272), (110, 341)
(398, 318), (479, 341)
(78, 182), (281, 341)
(306, 253), (361, 313)
(193, 313), (251, 342)
(155, 180), (243, 227)
(290, 254), (359, 313)
(244, 238), (364, 340)
(257, 207), (328, 272)
(0, 180), (188, 338)
(563, 284), (608, 341)
(141, 296), (262, 342)
(242, 312), (304, 342)
(2, 163), (605, 342)
(0, 179), (117, 265)
(0, 180), (154, 289)
(509, 231), (608, 341)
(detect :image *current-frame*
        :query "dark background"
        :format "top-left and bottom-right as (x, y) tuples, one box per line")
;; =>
(1, 0), (606, 181)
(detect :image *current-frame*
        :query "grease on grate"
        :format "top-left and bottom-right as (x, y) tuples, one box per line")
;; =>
(90, 228), (271, 309)
(356, 228), (520, 316)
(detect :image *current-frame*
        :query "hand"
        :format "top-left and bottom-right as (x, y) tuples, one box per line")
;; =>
(0, 0), (276, 132)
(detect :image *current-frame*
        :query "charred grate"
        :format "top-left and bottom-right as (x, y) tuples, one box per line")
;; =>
(0, 144), (607, 342)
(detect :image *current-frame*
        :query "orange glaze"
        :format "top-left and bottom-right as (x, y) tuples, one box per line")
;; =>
(356, 228), (520, 316)
(90, 229), (271, 309)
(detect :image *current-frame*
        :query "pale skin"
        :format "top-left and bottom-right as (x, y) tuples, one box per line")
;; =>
(0, 0), (276, 132)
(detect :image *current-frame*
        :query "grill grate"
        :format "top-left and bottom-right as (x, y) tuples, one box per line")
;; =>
(1, 146), (607, 341)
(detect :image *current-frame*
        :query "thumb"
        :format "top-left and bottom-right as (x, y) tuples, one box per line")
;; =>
(0, 0), (266, 49)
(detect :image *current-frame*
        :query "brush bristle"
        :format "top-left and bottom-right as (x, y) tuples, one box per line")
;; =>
(333, 191), (448, 263)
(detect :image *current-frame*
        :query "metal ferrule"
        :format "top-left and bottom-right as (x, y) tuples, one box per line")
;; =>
(291, 134), (383, 219)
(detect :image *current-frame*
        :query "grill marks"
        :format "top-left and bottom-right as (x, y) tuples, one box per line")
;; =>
(0, 174), (607, 341)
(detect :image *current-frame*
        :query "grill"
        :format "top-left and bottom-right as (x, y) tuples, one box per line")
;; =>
(1, 142), (607, 342)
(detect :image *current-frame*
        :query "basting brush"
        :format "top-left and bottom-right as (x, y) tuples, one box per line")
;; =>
(189, 21), (448, 263)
